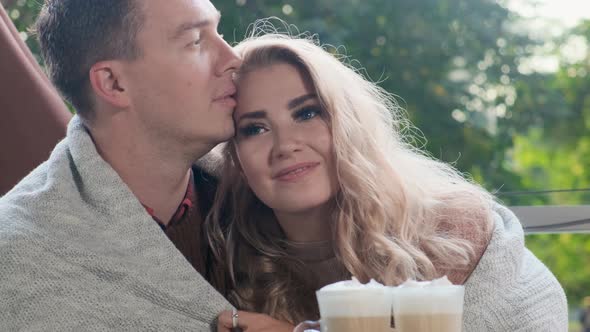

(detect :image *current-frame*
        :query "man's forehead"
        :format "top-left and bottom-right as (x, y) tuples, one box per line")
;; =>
(142, 0), (219, 27)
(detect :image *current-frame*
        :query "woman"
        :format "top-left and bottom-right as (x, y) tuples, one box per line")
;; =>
(209, 31), (568, 331)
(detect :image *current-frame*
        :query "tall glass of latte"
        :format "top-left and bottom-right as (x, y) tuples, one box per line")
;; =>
(315, 279), (394, 332)
(392, 277), (464, 332)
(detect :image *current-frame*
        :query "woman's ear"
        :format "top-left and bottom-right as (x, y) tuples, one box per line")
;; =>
(230, 142), (248, 183)
(239, 169), (248, 184)
(235, 158), (248, 184)
(88, 61), (130, 108)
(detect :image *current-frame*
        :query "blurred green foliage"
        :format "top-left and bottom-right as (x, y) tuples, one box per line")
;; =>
(4, 0), (590, 313)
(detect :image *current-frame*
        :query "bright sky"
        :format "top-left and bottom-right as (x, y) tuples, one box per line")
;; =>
(502, 0), (590, 73)
(506, 0), (590, 28)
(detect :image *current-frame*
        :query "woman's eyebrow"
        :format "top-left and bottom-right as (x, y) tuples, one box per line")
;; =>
(236, 110), (267, 123)
(287, 93), (317, 109)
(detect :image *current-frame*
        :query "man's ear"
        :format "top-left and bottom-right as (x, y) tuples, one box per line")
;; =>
(88, 61), (131, 108)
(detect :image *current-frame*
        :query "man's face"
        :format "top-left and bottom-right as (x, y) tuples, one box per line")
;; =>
(123, 0), (241, 148)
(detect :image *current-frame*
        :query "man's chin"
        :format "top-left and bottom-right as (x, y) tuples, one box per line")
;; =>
(203, 128), (235, 148)
(218, 124), (236, 142)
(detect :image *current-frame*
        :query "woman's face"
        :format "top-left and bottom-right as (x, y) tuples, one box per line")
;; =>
(233, 63), (338, 216)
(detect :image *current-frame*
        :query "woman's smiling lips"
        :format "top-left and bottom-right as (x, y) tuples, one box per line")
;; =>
(273, 162), (320, 182)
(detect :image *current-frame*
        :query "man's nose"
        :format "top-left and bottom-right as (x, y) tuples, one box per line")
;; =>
(216, 36), (242, 76)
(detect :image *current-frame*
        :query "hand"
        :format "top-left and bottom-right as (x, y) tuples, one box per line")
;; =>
(293, 320), (320, 332)
(217, 310), (295, 332)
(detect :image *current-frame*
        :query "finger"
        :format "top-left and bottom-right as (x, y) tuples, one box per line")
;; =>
(293, 320), (321, 332)
(217, 310), (234, 331)
(227, 310), (259, 330)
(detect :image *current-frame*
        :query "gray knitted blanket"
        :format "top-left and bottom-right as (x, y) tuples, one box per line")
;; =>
(0, 116), (231, 331)
(0, 115), (568, 331)
(463, 204), (568, 331)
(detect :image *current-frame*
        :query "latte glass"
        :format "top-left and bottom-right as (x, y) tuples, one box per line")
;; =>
(392, 281), (464, 332)
(316, 279), (394, 332)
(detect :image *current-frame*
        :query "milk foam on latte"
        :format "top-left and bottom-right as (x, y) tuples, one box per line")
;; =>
(317, 278), (391, 318)
(393, 276), (464, 332)
(316, 278), (394, 332)
(394, 276), (463, 315)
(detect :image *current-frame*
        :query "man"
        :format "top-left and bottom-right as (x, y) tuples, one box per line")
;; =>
(0, 0), (240, 330)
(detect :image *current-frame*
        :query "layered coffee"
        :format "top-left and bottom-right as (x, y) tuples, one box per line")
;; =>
(316, 278), (394, 332)
(392, 277), (464, 332)
(321, 316), (391, 332)
(395, 313), (462, 332)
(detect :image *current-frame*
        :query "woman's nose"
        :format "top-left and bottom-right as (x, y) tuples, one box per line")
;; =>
(272, 129), (302, 160)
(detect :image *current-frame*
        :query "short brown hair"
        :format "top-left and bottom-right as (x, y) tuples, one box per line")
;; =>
(34, 0), (144, 116)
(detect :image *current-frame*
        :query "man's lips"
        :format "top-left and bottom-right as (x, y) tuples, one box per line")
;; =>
(273, 162), (320, 181)
(213, 86), (237, 107)
(213, 95), (237, 108)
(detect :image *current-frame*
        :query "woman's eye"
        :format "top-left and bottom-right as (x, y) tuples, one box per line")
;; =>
(238, 125), (266, 138)
(294, 106), (322, 121)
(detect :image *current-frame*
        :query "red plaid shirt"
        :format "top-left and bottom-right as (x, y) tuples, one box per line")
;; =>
(143, 171), (206, 274)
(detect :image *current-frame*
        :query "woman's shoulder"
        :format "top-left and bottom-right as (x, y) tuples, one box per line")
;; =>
(462, 204), (568, 331)
(433, 199), (495, 285)
(464, 202), (562, 287)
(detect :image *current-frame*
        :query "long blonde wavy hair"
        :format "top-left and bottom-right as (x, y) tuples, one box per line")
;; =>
(206, 28), (494, 324)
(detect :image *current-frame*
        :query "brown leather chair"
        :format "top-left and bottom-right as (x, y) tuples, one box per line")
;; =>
(0, 4), (71, 195)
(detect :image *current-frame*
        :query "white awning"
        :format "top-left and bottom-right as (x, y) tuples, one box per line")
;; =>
(509, 205), (590, 233)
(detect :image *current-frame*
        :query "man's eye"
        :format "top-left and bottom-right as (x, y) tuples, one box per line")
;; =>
(238, 125), (266, 138)
(294, 106), (322, 121)
(194, 39), (201, 45)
